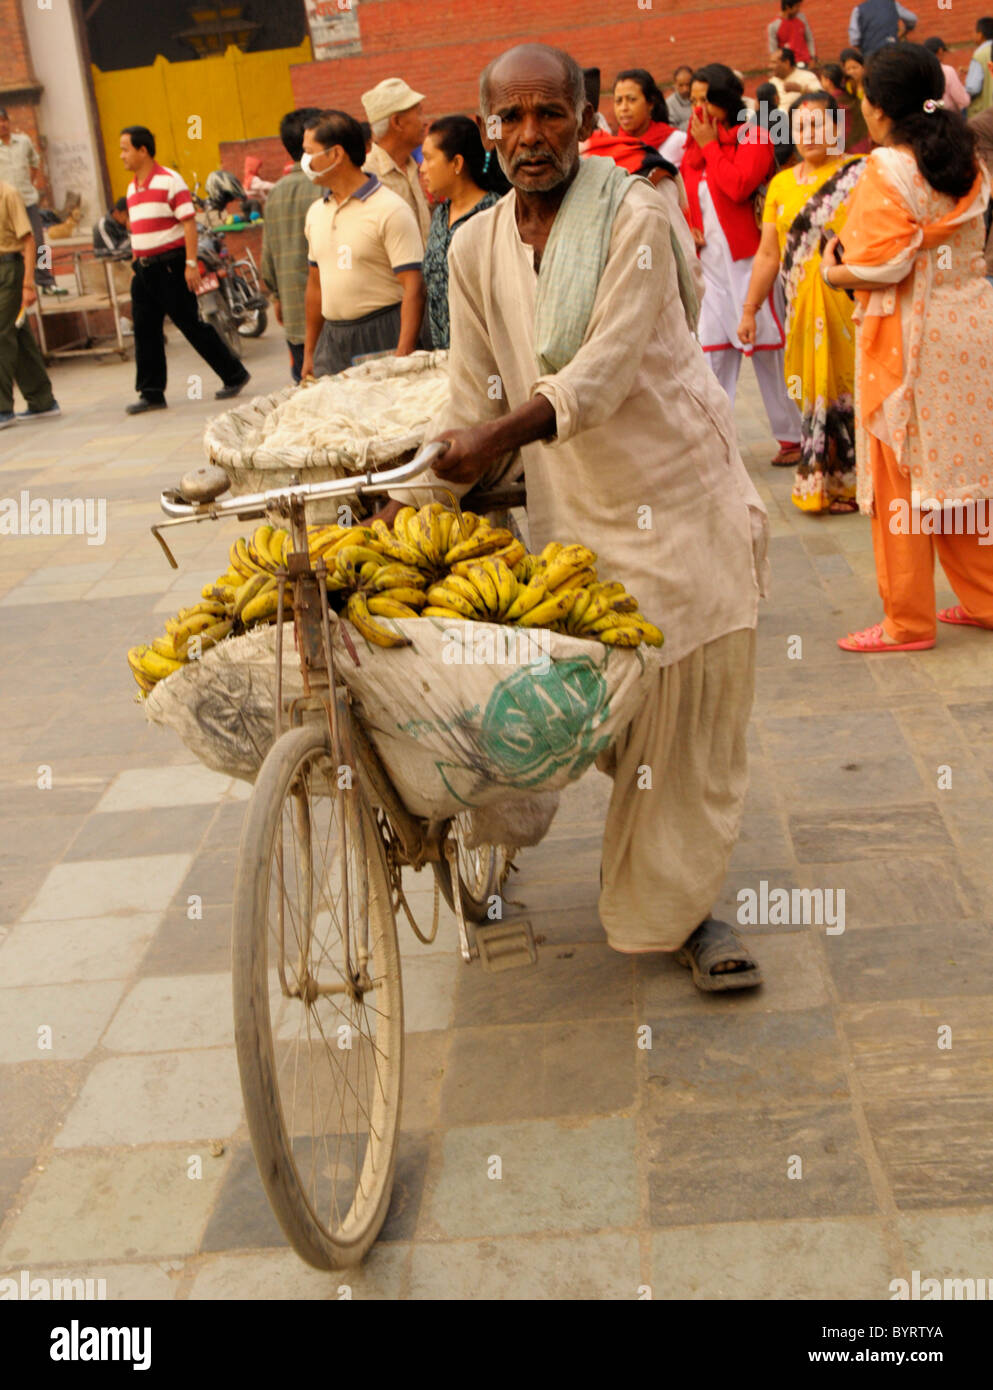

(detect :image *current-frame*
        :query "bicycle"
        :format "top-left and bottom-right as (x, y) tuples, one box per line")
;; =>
(155, 445), (531, 1268)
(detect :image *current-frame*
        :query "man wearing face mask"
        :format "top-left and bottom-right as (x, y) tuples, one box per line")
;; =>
(300, 109), (425, 379)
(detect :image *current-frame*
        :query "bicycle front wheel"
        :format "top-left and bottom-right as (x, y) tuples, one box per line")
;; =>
(233, 722), (403, 1269)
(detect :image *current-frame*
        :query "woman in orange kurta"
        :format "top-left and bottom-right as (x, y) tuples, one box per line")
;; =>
(820, 42), (993, 651)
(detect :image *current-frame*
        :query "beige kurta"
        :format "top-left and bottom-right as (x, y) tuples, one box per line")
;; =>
(416, 178), (768, 669)
(404, 176), (768, 950)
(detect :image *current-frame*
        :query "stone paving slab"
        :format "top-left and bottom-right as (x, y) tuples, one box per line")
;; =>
(650, 1218), (893, 1300)
(0, 1147), (231, 1264)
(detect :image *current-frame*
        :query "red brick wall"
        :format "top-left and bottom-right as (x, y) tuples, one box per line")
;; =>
(218, 136), (289, 184)
(0, 0), (42, 153)
(289, 1), (985, 118)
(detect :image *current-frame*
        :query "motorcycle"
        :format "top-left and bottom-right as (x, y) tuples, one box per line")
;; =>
(191, 173), (269, 357)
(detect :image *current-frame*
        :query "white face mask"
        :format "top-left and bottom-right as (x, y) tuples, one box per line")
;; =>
(301, 150), (329, 182)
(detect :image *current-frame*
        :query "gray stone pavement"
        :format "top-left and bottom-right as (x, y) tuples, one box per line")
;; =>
(1, 327), (993, 1301)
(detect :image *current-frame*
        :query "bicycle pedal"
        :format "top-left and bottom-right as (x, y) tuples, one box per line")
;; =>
(473, 918), (537, 972)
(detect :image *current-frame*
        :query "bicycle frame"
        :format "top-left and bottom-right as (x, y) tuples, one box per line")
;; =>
(155, 446), (530, 962)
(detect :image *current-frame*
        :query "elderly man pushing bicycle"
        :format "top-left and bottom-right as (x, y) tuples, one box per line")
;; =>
(383, 43), (769, 989)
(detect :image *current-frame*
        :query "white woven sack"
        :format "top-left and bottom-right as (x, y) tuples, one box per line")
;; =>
(329, 615), (658, 819)
(143, 619), (658, 825)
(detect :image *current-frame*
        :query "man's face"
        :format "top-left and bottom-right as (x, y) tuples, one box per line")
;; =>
(485, 55), (591, 193)
(302, 127), (337, 184)
(113, 207), (129, 225)
(770, 50), (790, 79)
(119, 133), (145, 170)
(674, 69), (692, 100)
(396, 102), (425, 147)
(0, 114), (12, 141)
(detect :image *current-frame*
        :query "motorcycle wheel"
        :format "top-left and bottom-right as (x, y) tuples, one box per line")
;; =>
(237, 305), (268, 338)
(204, 308), (242, 360)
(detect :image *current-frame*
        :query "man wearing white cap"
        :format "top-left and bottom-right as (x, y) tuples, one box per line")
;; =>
(361, 78), (432, 244)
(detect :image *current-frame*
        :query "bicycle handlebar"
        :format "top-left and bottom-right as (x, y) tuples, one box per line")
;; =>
(158, 439), (451, 522)
(152, 440), (454, 567)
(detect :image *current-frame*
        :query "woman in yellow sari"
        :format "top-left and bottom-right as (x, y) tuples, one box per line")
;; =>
(740, 92), (865, 512)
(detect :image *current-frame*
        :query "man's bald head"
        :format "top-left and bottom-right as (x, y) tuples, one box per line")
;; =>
(479, 43), (586, 120)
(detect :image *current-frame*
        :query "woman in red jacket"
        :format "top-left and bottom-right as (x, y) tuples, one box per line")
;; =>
(683, 63), (802, 465)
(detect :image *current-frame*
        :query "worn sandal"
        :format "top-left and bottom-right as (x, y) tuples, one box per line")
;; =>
(938, 605), (993, 629)
(837, 622), (935, 652)
(675, 918), (763, 993)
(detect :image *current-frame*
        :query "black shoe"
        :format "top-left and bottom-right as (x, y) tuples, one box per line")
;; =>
(215, 373), (250, 401)
(125, 398), (167, 415)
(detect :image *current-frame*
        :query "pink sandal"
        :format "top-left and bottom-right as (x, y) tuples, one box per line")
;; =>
(938, 605), (993, 629)
(837, 622), (935, 653)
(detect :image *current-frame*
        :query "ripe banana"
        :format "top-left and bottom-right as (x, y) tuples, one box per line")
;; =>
(336, 545), (385, 578)
(376, 535), (427, 568)
(438, 572), (485, 612)
(548, 566), (597, 597)
(151, 635), (182, 660)
(537, 541), (563, 567)
(127, 647), (162, 691)
(230, 537), (262, 577)
(578, 591), (614, 629)
(488, 537), (527, 570)
(543, 545), (597, 591)
(347, 591), (412, 647)
(409, 510), (440, 566)
(516, 590), (576, 629)
(241, 589), (281, 625)
(202, 584), (237, 606)
(504, 582), (548, 623)
(482, 558), (518, 617)
(566, 587), (593, 633)
(436, 509), (457, 556)
(378, 586), (427, 608)
(421, 605), (467, 620)
(172, 610), (226, 644)
(232, 572), (271, 619)
(176, 600), (228, 620)
(179, 617), (235, 656)
(426, 583), (477, 619)
(266, 528), (290, 569)
(620, 613), (664, 647)
(393, 506), (418, 546)
(444, 527), (513, 565)
(462, 561), (500, 616)
(132, 643), (184, 680)
(598, 626), (642, 647)
(587, 611), (627, 634)
(367, 595), (421, 619)
(370, 563), (426, 592)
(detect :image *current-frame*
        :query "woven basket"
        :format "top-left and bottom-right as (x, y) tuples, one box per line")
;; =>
(202, 349), (448, 522)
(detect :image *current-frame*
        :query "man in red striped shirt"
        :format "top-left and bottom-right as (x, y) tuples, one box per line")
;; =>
(120, 125), (249, 414)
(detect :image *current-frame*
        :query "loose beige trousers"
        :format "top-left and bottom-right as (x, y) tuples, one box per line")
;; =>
(596, 626), (756, 951)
